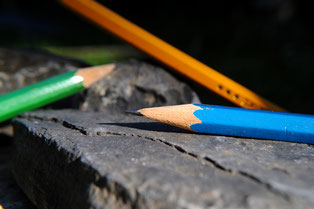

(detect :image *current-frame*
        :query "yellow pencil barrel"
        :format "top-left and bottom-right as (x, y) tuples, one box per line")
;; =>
(61, 0), (285, 111)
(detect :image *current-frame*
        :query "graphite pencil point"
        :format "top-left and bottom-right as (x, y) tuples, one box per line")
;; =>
(125, 110), (144, 116)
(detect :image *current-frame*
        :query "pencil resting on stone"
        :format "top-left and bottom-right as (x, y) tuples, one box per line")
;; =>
(61, 0), (284, 112)
(128, 104), (314, 144)
(0, 64), (115, 122)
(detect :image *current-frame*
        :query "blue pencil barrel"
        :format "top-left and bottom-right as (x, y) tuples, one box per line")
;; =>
(190, 104), (314, 144)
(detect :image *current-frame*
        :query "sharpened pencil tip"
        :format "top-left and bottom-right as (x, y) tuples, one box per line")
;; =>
(125, 110), (143, 116)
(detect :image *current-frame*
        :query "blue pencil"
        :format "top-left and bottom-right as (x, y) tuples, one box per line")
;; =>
(128, 104), (314, 144)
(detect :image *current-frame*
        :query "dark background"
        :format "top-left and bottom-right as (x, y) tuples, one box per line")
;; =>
(1, 0), (314, 114)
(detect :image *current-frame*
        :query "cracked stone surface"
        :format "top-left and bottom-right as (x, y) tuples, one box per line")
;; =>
(12, 109), (314, 209)
(1, 48), (200, 209)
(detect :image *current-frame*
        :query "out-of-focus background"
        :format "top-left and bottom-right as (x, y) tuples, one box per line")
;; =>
(1, 0), (314, 114)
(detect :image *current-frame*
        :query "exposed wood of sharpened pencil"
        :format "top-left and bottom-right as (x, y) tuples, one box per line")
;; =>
(137, 104), (201, 131)
(76, 64), (114, 87)
(61, 0), (285, 112)
(130, 104), (314, 144)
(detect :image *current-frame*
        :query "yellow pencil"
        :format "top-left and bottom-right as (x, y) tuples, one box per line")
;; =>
(61, 0), (284, 112)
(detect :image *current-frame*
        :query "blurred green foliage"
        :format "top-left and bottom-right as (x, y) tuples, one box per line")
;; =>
(41, 45), (142, 65)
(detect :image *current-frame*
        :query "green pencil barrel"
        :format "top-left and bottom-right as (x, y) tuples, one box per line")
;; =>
(0, 70), (84, 122)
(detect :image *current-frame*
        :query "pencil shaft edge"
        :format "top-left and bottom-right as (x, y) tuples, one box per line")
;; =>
(0, 71), (84, 122)
(136, 104), (314, 144)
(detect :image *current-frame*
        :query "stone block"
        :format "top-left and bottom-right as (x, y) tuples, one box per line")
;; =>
(12, 109), (314, 209)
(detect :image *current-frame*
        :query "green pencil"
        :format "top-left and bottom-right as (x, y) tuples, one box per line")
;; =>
(0, 64), (115, 122)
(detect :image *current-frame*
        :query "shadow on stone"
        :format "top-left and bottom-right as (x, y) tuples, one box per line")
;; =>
(98, 122), (192, 133)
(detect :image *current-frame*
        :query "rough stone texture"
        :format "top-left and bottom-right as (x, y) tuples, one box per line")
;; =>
(12, 110), (314, 209)
(80, 59), (200, 113)
(0, 48), (87, 94)
(0, 48), (87, 209)
(0, 48), (199, 113)
(0, 48), (88, 111)
(1, 48), (199, 209)
(0, 48), (88, 209)
(0, 120), (37, 209)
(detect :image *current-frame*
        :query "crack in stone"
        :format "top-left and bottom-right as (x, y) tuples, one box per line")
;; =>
(203, 157), (232, 172)
(19, 115), (291, 201)
(238, 171), (290, 201)
(19, 115), (88, 135)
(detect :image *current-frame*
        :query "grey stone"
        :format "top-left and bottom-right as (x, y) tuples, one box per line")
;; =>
(0, 48), (88, 110)
(0, 48), (88, 208)
(0, 48), (87, 208)
(0, 119), (36, 209)
(80, 60), (200, 113)
(1, 48), (199, 208)
(0, 48), (199, 113)
(0, 48), (86, 94)
(12, 109), (314, 209)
